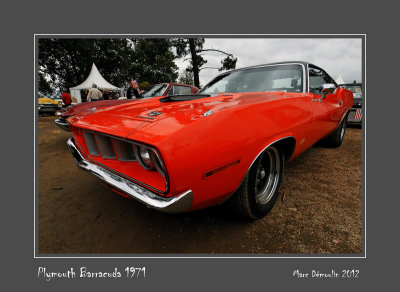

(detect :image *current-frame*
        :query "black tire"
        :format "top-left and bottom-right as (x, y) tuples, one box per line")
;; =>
(321, 113), (349, 148)
(229, 146), (284, 219)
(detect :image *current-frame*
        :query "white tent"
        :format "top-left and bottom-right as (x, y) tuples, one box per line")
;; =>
(335, 74), (346, 85)
(69, 63), (122, 103)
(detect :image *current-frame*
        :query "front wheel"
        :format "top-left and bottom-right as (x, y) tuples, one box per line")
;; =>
(229, 146), (284, 219)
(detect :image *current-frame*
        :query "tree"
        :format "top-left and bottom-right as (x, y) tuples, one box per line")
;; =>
(139, 81), (151, 91)
(38, 38), (179, 94)
(38, 38), (135, 91)
(38, 72), (53, 94)
(128, 39), (178, 85)
(178, 69), (194, 86)
(172, 38), (237, 88)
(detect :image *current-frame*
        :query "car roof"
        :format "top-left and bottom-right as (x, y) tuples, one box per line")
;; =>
(204, 61), (314, 84)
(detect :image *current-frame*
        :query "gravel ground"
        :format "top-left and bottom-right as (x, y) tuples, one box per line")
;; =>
(38, 116), (362, 255)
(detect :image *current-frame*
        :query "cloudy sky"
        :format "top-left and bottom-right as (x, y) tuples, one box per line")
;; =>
(175, 38), (362, 87)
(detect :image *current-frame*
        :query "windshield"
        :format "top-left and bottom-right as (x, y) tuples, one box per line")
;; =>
(342, 85), (362, 98)
(142, 84), (168, 98)
(199, 64), (303, 94)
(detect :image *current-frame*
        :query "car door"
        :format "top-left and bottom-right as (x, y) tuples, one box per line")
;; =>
(308, 65), (342, 139)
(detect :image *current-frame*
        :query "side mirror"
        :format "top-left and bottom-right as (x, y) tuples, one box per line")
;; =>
(321, 83), (336, 98)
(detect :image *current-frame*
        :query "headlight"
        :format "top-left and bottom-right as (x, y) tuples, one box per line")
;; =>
(133, 144), (166, 177)
(134, 145), (155, 170)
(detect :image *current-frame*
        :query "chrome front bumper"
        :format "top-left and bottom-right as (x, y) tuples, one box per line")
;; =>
(67, 138), (192, 213)
(38, 106), (59, 114)
(55, 118), (71, 132)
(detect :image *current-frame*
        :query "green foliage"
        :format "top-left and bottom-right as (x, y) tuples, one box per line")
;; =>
(38, 38), (178, 94)
(38, 38), (135, 90)
(171, 38), (237, 88)
(129, 39), (178, 85)
(219, 56), (237, 72)
(139, 81), (151, 91)
(173, 38), (204, 59)
(38, 72), (53, 94)
(178, 69), (195, 86)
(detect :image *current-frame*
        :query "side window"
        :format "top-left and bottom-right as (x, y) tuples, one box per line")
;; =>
(167, 86), (174, 95)
(309, 66), (335, 94)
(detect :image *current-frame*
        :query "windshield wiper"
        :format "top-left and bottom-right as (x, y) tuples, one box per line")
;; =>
(159, 94), (211, 103)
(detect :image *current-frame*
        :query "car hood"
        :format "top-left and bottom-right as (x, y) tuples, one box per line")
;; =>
(69, 92), (287, 140)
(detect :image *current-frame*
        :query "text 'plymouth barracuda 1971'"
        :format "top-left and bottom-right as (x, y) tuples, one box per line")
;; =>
(66, 61), (354, 219)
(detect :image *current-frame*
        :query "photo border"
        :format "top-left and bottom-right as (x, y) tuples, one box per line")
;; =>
(34, 33), (366, 259)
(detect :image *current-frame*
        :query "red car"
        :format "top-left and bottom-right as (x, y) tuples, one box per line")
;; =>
(67, 62), (353, 219)
(55, 83), (198, 131)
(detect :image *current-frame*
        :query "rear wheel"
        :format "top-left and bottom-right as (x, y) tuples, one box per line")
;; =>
(321, 113), (348, 148)
(229, 146), (284, 219)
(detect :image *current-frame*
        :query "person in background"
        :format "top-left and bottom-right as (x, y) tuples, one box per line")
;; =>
(87, 84), (102, 102)
(127, 79), (140, 99)
(61, 90), (72, 107)
(80, 89), (87, 102)
(102, 88), (110, 100)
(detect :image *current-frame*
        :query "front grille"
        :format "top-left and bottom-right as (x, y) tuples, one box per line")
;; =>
(95, 134), (116, 159)
(112, 139), (136, 161)
(83, 132), (135, 161)
(75, 129), (168, 194)
(83, 132), (100, 156)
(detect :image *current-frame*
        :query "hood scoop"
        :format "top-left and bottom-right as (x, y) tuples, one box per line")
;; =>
(159, 94), (211, 103)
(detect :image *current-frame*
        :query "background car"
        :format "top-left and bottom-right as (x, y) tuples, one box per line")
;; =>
(38, 96), (62, 116)
(67, 61), (353, 219)
(55, 82), (198, 131)
(119, 82), (199, 99)
(340, 83), (362, 125)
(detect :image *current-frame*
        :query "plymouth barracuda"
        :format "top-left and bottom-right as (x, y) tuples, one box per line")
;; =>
(55, 83), (198, 131)
(67, 61), (353, 218)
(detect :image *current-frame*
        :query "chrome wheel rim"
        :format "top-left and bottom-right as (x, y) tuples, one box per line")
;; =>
(255, 147), (281, 205)
(340, 119), (346, 141)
